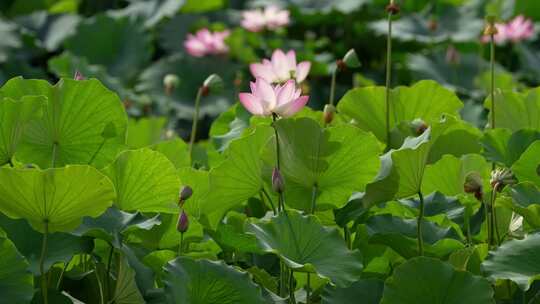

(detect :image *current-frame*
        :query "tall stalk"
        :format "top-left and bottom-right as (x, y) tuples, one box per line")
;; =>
(188, 87), (204, 163)
(417, 191), (425, 256)
(329, 68), (337, 106)
(384, 0), (398, 146)
(40, 220), (49, 304)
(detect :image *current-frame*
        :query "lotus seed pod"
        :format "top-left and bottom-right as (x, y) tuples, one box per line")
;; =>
(490, 168), (516, 191)
(177, 210), (189, 233)
(202, 74), (224, 96)
(464, 172), (483, 201)
(483, 16), (498, 36)
(386, 0), (400, 15)
(410, 119), (428, 135)
(272, 167), (285, 193)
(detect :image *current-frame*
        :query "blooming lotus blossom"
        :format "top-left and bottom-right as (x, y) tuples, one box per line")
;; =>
(184, 28), (230, 57)
(239, 78), (309, 117)
(250, 49), (311, 84)
(482, 15), (535, 45)
(241, 6), (290, 32)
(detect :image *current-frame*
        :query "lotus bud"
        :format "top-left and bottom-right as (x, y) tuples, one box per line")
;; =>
(73, 70), (85, 80)
(410, 119), (428, 135)
(202, 74), (224, 97)
(163, 74), (180, 96)
(323, 104), (336, 124)
(490, 168), (516, 191)
(464, 172), (483, 201)
(427, 17), (438, 32)
(483, 16), (498, 36)
(177, 210), (189, 233)
(445, 45), (460, 65)
(272, 167), (285, 193)
(385, 0), (400, 15)
(342, 49), (361, 69)
(179, 186), (193, 206)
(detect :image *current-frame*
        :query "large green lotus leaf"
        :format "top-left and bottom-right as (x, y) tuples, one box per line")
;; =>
(0, 228), (34, 303)
(482, 129), (540, 167)
(365, 214), (463, 258)
(500, 183), (540, 229)
(321, 279), (383, 304)
(102, 148), (180, 214)
(273, 118), (381, 210)
(72, 206), (160, 248)
(209, 103), (251, 152)
(370, 5), (483, 43)
(512, 141), (540, 187)
(151, 138), (190, 169)
(363, 130), (431, 207)
(381, 257), (494, 304)
(205, 127), (273, 227)
(111, 0), (186, 28)
(163, 257), (267, 304)
(0, 96), (45, 165)
(482, 232), (540, 290)
(126, 117), (167, 149)
(64, 14), (152, 82)
(211, 211), (261, 254)
(177, 167), (217, 229)
(400, 192), (465, 224)
(422, 154), (490, 196)
(337, 80), (462, 143)
(0, 165), (115, 233)
(247, 210), (363, 287)
(0, 214), (93, 275)
(110, 256), (145, 304)
(0, 77), (127, 168)
(14, 12), (80, 52)
(485, 88), (540, 131)
(426, 118), (482, 163)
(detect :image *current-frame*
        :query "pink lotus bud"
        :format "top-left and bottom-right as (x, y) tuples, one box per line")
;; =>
(177, 210), (189, 233)
(272, 167), (284, 193)
(184, 28), (230, 57)
(74, 70), (85, 80)
(179, 186), (193, 206)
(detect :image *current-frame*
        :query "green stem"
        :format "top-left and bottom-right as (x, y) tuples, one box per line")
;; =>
(310, 184), (318, 214)
(306, 273), (311, 304)
(490, 33), (496, 130)
(417, 191), (425, 256)
(279, 261), (287, 297)
(88, 139), (106, 165)
(344, 225), (352, 249)
(51, 142), (58, 168)
(179, 232), (184, 256)
(385, 9), (394, 147)
(106, 245), (114, 300)
(56, 262), (69, 290)
(329, 68), (337, 106)
(40, 220), (49, 304)
(490, 184), (501, 247)
(289, 269), (296, 304)
(93, 260), (105, 304)
(261, 188), (277, 215)
(188, 87), (203, 164)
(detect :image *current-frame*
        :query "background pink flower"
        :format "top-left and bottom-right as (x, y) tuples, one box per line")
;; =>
(250, 49), (311, 84)
(241, 6), (289, 32)
(238, 78), (309, 117)
(481, 15), (535, 45)
(184, 28), (230, 57)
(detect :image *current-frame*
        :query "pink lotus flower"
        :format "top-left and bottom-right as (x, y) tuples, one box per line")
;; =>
(241, 6), (290, 32)
(239, 78), (309, 117)
(250, 49), (311, 84)
(481, 15), (535, 45)
(184, 28), (230, 57)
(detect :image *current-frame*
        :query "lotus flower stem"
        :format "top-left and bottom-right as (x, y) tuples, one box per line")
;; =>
(51, 141), (58, 168)
(261, 189), (277, 215)
(417, 191), (425, 256)
(310, 184), (318, 214)
(384, 1), (395, 147)
(489, 184), (501, 246)
(188, 87), (204, 164)
(329, 68), (337, 106)
(306, 273), (311, 304)
(40, 220), (49, 304)
(179, 232), (184, 255)
(289, 269), (297, 304)
(489, 33), (496, 131)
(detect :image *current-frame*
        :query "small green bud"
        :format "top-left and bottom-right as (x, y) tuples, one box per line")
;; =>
(342, 49), (361, 69)
(163, 74), (180, 95)
(202, 74), (224, 96)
